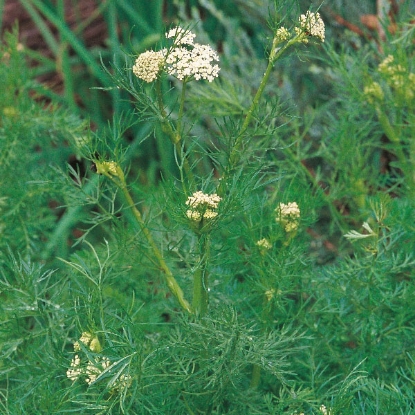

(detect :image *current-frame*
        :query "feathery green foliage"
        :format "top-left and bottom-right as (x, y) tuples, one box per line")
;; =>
(1, 1), (415, 414)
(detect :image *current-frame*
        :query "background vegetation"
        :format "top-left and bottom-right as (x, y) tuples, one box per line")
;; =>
(1, 0), (415, 414)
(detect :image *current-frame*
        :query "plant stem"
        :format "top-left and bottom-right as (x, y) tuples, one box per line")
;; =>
(250, 295), (273, 389)
(97, 162), (192, 314)
(177, 79), (188, 142)
(218, 34), (303, 197)
(192, 234), (211, 316)
(120, 183), (192, 314)
(155, 78), (194, 187)
(229, 35), (302, 169)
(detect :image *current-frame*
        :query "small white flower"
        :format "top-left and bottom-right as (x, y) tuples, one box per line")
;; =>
(186, 209), (202, 221)
(113, 373), (133, 390)
(186, 191), (221, 209)
(265, 288), (275, 301)
(132, 26), (220, 83)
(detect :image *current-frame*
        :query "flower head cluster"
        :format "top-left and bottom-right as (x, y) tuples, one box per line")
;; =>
(186, 191), (221, 222)
(256, 238), (272, 250)
(66, 332), (132, 390)
(265, 288), (282, 301)
(275, 27), (291, 42)
(275, 202), (300, 232)
(132, 26), (220, 83)
(378, 55), (400, 76)
(73, 331), (102, 352)
(166, 42), (220, 81)
(295, 11), (325, 42)
(132, 49), (167, 83)
(66, 354), (82, 381)
(377, 54), (415, 101)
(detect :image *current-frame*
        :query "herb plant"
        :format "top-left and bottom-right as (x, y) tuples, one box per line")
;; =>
(1, 1), (415, 414)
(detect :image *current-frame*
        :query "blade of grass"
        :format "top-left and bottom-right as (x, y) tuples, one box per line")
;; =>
(116, 0), (163, 34)
(57, 0), (77, 113)
(104, 1), (121, 116)
(20, 0), (59, 55)
(24, 0), (111, 87)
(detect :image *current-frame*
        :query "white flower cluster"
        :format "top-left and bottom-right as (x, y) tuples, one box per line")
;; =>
(275, 27), (291, 42)
(295, 11), (325, 42)
(132, 26), (220, 83)
(165, 26), (219, 82)
(66, 354), (82, 381)
(275, 202), (300, 232)
(132, 50), (167, 83)
(66, 332), (132, 390)
(166, 42), (220, 81)
(256, 238), (272, 250)
(265, 288), (278, 301)
(186, 191), (221, 222)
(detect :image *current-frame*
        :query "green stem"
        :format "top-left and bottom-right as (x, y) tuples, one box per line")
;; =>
(120, 183), (192, 313)
(229, 35), (302, 169)
(192, 234), (211, 316)
(97, 162), (192, 314)
(218, 34), (303, 197)
(250, 290), (274, 389)
(155, 79), (193, 187)
(177, 79), (188, 141)
(155, 79), (177, 142)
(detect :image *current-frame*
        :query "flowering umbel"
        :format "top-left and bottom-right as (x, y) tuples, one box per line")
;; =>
(256, 238), (272, 250)
(186, 191), (221, 222)
(132, 26), (220, 83)
(377, 54), (415, 101)
(275, 202), (300, 232)
(66, 332), (132, 390)
(294, 11), (325, 43)
(132, 50), (167, 83)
